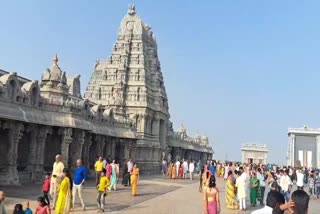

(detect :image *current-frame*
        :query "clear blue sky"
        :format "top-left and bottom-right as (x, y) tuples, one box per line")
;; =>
(1, 1), (320, 164)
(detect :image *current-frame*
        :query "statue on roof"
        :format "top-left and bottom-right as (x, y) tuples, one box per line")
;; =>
(128, 4), (136, 15)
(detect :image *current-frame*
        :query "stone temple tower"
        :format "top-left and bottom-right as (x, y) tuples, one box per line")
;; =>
(85, 5), (170, 171)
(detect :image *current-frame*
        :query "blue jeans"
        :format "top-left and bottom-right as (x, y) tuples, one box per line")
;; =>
(281, 190), (290, 202)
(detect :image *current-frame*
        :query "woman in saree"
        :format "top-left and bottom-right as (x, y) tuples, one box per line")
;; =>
(250, 172), (259, 207)
(110, 160), (119, 191)
(203, 175), (220, 214)
(225, 171), (238, 210)
(130, 163), (140, 196)
(167, 162), (172, 178)
(202, 166), (212, 192)
(171, 163), (176, 179)
(216, 163), (221, 178)
(55, 168), (72, 214)
(178, 165), (183, 179)
(221, 166), (225, 177)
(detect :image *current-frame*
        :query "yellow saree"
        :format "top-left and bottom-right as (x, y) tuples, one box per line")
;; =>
(131, 167), (140, 196)
(226, 176), (238, 210)
(55, 177), (72, 214)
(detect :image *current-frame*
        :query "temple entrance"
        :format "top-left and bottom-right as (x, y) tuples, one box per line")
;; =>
(248, 158), (253, 164)
(44, 128), (61, 171)
(115, 142), (125, 162)
(0, 129), (9, 170)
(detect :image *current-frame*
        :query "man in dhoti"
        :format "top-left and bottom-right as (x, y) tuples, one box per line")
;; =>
(175, 160), (180, 176)
(182, 160), (188, 179)
(50, 154), (64, 209)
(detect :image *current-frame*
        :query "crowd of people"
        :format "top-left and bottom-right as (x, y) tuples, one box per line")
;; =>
(162, 159), (198, 180)
(201, 160), (319, 214)
(0, 154), (140, 213)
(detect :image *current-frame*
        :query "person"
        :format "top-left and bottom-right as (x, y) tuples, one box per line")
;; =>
(250, 172), (259, 207)
(189, 160), (195, 180)
(130, 163), (140, 196)
(72, 159), (87, 211)
(96, 170), (111, 212)
(127, 159), (133, 186)
(109, 160), (119, 191)
(0, 191), (7, 214)
(121, 159), (129, 186)
(196, 160), (201, 174)
(178, 164), (183, 179)
(209, 163), (216, 178)
(251, 191), (285, 214)
(224, 164), (230, 180)
(55, 168), (72, 214)
(257, 168), (266, 206)
(315, 172), (320, 198)
(105, 160), (112, 180)
(279, 169), (292, 202)
(167, 162), (172, 178)
(175, 160), (180, 177)
(171, 163), (176, 179)
(182, 160), (188, 179)
(35, 197), (50, 214)
(50, 154), (64, 209)
(41, 173), (50, 206)
(308, 173), (315, 197)
(202, 166), (212, 193)
(12, 204), (24, 214)
(289, 190), (310, 214)
(102, 158), (107, 168)
(225, 171), (238, 210)
(23, 201), (32, 214)
(203, 175), (220, 214)
(296, 168), (305, 191)
(94, 157), (104, 186)
(199, 166), (205, 192)
(236, 170), (246, 211)
(162, 159), (167, 177)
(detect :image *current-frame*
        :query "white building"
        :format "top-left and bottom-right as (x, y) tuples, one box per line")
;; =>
(241, 143), (268, 164)
(288, 126), (320, 168)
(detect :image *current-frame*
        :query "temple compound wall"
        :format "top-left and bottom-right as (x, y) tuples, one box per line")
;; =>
(241, 144), (268, 165)
(0, 5), (212, 185)
(288, 126), (320, 169)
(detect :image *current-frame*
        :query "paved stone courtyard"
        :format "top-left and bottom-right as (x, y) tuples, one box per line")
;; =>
(1, 175), (320, 213)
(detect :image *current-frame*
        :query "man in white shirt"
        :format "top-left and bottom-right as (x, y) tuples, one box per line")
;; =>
(50, 154), (64, 209)
(251, 191), (285, 214)
(175, 160), (180, 176)
(127, 159), (133, 186)
(189, 160), (195, 180)
(296, 168), (305, 190)
(279, 169), (292, 202)
(182, 160), (188, 179)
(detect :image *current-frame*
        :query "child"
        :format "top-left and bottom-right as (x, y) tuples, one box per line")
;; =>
(315, 172), (320, 199)
(23, 201), (32, 214)
(308, 174), (315, 197)
(35, 197), (50, 214)
(42, 173), (51, 206)
(97, 169), (111, 212)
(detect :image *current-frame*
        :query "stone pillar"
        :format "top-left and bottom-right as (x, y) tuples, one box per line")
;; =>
(291, 134), (295, 166)
(27, 125), (38, 181)
(61, 128), (73, 168)
(316, 135), (320, 169)
(152, 117), (160, 137)
(34, 126), (49, 182)
(7, 122), (24, 184)
(95, 135), (105, 157)
(69, 130), (85, 171)
(82, 133), (92, 167)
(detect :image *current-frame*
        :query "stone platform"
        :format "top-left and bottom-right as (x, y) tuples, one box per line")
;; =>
(1, 175), (320, 213)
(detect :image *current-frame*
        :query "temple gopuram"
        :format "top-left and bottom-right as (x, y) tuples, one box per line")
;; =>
(0, 5), (212, 185)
